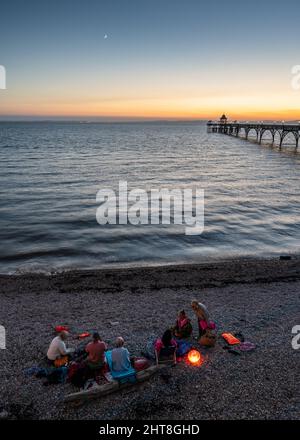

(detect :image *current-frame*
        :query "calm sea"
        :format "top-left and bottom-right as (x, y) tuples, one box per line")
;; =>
(0, 121), (299, 274)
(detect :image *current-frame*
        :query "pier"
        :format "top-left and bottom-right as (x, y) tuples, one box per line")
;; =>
(207, 114), (300, 149)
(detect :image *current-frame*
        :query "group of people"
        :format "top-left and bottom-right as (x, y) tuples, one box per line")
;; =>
(46, 300), (215, 374)
(154, 301), (216, 355)
(47, 332), (131, 373)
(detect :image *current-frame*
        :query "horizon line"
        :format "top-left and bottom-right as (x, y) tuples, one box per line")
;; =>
(1, 116), (300, 123)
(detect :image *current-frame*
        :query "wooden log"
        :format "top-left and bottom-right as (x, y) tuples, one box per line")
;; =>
(64, 364), (163, 403)
(64, 381), (119, 403)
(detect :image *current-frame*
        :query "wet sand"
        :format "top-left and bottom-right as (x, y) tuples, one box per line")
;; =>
(0, 257), (299, 419)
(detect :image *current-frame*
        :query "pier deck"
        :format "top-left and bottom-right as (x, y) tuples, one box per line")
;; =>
(207, 119), (300, 149)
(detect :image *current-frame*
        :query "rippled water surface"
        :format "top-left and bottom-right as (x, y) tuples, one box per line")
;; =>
(0, 121), (299, 273)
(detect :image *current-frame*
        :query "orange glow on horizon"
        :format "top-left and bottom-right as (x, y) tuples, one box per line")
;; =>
(1, 107), (299, 121)
(1, 92), (300, 121)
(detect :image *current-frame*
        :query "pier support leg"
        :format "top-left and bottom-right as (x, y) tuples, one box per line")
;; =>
(271, 130), (275, 145)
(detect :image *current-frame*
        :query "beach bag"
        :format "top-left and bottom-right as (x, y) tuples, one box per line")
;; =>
(134, 357), (150, 371)
(69, 363), (89, 388)
(54, 356), (68, 368)
(68, 362), (82, 381)
(199, 331), (216, 347)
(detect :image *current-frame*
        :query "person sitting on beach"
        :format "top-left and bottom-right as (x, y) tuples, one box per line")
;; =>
(172, 310), (193, 339)
(47, 330), (74, 364)
(191, 300), (215, 337)
(85, 332), (107, 370)
(111, 337), (131, 372)
(154, 329), (177, 354)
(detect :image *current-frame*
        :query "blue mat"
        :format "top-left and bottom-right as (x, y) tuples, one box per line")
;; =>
(105, 350), (136, 384)
(174, 338), (192, 356)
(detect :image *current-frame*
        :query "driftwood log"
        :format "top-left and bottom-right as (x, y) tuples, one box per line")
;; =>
(64, 365), (163, 403)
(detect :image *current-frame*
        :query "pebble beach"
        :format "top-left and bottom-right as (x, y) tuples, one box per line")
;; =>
(0, 257), (299, 420)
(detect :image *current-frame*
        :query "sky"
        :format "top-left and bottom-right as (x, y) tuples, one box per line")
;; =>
(0, 0), (300, 121)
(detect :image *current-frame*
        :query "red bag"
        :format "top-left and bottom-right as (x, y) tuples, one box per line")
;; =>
(134, 357), (150, 371)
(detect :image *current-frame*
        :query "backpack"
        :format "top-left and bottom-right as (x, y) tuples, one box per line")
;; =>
(68, 362), (89, 388)
(199, 330), (216, 347)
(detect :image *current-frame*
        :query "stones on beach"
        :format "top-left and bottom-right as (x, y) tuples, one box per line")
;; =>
(1, 263), (299, 420)
(0, 403), (36, 420)
(0, 410), (9, 420)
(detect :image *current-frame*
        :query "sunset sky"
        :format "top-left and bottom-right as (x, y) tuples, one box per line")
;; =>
(1, 0), (300, 121)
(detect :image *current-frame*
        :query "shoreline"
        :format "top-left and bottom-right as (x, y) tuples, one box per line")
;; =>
(1, 255), (300, 294)
(0, 256), (299, 420)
